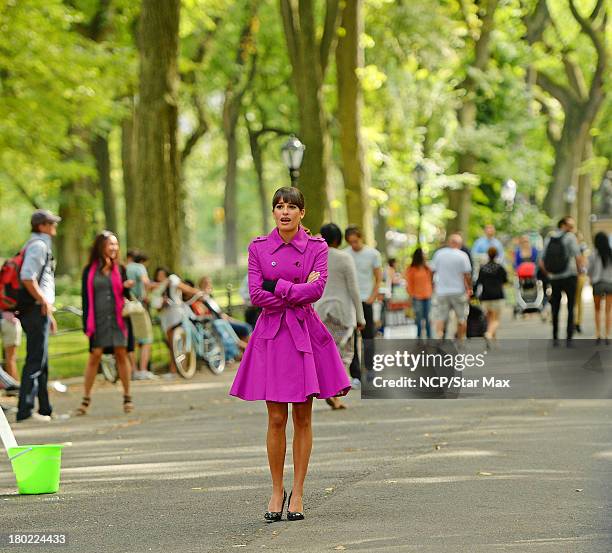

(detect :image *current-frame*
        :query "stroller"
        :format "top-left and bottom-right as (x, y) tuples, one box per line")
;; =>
(513, 261), (545, 318)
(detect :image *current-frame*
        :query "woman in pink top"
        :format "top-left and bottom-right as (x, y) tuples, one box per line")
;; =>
(406, 247), (433, 338)
(229, 186), (350, 522)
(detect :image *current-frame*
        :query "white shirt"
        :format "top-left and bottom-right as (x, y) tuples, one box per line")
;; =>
(431, 247), (471, 296)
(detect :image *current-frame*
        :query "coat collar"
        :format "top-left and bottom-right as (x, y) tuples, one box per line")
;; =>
(268, 226), (308, 254)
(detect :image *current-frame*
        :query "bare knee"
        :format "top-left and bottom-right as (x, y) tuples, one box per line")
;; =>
(89, 349), (103, 363)
(268, 411), (288, 430)
(292, 408), (312, 430)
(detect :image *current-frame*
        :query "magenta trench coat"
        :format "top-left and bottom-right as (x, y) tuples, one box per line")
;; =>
(229, 226), (351, 403)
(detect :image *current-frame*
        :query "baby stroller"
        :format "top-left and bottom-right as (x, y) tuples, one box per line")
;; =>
(513, 262), (545, 318)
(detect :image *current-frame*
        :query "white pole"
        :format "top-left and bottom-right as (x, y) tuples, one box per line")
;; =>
(0, 407), (18, 453)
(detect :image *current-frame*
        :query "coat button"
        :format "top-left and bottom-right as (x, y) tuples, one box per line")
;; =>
(295, 261), (301, 267)
(271, 261), (277, 266)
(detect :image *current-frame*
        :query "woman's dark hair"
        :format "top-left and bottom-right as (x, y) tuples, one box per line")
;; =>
(487, 246), (498, 261)
(388, 257), (397, 267)
(594, 232), (612, 268)
(320, 223), (342, 247)
(271, 186), (305, 210)
(154, 266), (170, 282)
(88, 230), (119, 267)
(134, 252), (149, 263)
(411, 247), (425, 267)
(344, 225), (362, 241)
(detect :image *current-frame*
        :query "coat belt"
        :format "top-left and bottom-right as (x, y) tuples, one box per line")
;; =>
(259, 305), (314, 353)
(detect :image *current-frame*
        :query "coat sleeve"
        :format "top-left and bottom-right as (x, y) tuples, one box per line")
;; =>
(247, 242), (288, 309)
(274, 241), (328, 306)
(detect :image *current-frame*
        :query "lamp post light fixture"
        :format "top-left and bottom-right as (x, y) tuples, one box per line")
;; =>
(281, 135), (305, 186)
(501, 178), (517, 210)
(564, 184), (577, 205)
(414, 162), (426, 245)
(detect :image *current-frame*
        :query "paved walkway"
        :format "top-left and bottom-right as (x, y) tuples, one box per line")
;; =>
(0, 286), (609, 552)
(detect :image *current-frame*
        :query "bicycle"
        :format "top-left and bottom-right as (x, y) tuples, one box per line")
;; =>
(170, 294), (226, 379)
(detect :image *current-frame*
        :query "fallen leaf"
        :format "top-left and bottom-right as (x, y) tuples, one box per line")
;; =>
(478, 471), (493, 476)
(575, 489), (584, 492)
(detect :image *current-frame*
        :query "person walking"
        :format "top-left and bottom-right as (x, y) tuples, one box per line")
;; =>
(513, 235), (538, 269)
(344, 225), (382, 386)
(539, 216), (583, 347)
(16, 209), (61, 423)
(75, 231), (135, 415)
(588, 232), (612, 344)
(475, 247), (508, 344)
(314, 223), (365, 409)
(229, 187), (351, 522)
(573, 232), (588, 334)
(472, 224), (504, 275)
(406, 247), (433, 339)
(431, 234), (472, 342)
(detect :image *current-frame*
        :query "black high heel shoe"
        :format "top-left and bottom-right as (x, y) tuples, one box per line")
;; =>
(286, 490), (305, 521)
(264, 488), (286, 523)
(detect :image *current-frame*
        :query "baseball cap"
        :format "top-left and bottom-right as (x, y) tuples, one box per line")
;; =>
(31, 209), (62, 227)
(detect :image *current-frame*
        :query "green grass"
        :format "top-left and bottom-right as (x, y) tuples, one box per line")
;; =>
(9, 298), (248, 380)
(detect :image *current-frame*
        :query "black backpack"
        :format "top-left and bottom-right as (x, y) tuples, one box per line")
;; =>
(543, 233), (569, 274)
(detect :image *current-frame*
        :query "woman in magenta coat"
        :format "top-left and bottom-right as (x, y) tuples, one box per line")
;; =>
(230, 186), (351, 522)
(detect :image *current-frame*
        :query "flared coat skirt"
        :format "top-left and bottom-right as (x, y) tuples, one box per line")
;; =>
(229, 308), (351, 403)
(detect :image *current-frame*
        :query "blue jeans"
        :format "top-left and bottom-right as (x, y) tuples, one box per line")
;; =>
(413, 298), (432, 339)
(17, 308), (52, 420)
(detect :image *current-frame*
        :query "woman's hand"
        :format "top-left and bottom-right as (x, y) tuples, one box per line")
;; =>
(307, 271), (320, 283)
(124, 279), (135, 288)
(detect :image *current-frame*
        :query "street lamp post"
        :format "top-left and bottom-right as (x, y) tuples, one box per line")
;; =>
(414, 162), (426, 245)
(281, 135), (305, 186)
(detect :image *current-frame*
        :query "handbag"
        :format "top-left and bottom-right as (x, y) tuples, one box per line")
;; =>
(121, 299), (145, 317)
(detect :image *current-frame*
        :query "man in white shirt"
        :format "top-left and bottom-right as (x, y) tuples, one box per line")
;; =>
(431, 234), (472, 341)
(344, 226), (382, 386)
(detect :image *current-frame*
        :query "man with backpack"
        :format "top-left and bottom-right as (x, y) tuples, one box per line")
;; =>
(16, 210), (61, 421)
(540, 216), (584, 347)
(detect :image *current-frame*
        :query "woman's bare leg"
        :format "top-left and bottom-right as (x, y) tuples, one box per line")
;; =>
(114, 347), (131, 396)
(290, 397), (313, 512)
(605, 294), (611, 338)
(83, 348), (103, 398)
(266, 401), (288, 511)
(594, 295), (602, 338)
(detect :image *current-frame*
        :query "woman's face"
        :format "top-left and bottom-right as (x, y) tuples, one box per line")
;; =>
(155, 270), (168, 282)
(519, 236), (530, 248)
(103, 235), (119, 261)
(273, 198), (304, 232)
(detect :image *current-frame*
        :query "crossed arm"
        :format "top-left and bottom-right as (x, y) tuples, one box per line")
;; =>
(248, 243), (328, 308)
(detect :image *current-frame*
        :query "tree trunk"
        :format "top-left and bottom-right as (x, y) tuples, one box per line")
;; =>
(132, 0), (181, 271)
(91, 133), (118, 233)
(121, 103), (138, 248)
(223, 97), (240, 266)
(247, 127), (269, 235)
(336, 0), (372, 241)
(577, 137), (593, 243)
(544, 107), (589, 220)
(280, 0), (342, 233)
(446, 0), (499, 237)
(56, 179), (90, 275)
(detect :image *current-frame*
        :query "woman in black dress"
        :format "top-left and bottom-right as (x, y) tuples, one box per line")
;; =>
(76, 231), (134, 415)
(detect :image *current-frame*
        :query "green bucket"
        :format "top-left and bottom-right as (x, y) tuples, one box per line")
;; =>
(8, 445), (64, 495)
